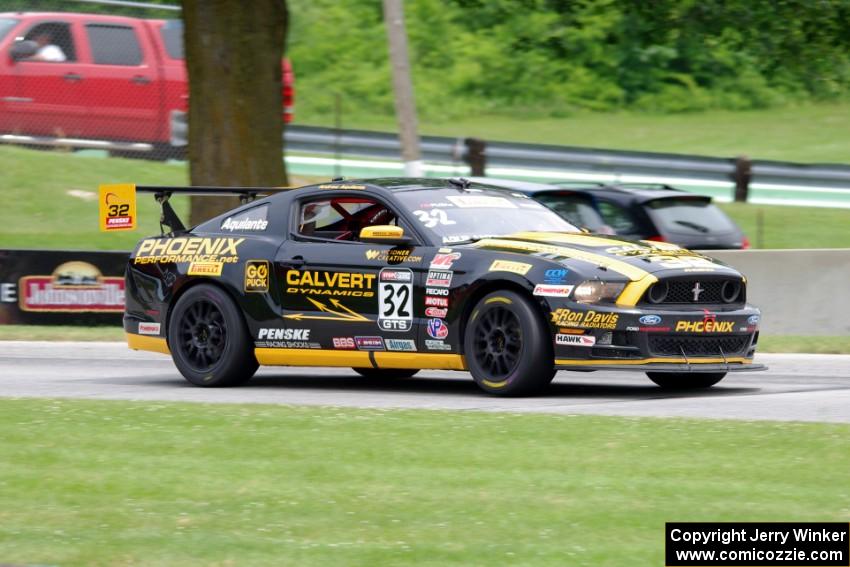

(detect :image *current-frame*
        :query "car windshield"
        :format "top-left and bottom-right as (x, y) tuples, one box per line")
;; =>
(644, 198), (737, 233)
(0, 18), (18, 42)
(394, 188), (579, 244)
(533, 192), (610, 232)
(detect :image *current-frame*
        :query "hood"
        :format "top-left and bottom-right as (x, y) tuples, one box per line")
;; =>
(468, 231), (740, 281)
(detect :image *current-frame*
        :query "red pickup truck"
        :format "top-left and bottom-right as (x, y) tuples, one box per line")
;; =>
(0, 12), (294, 158)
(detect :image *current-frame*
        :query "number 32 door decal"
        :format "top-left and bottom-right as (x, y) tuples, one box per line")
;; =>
(378, 268), (413, 332)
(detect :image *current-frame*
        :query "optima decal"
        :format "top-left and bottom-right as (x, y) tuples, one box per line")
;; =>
(426, 270), (452, 287)
(133, 237), (244, 264)
(19, 261), (124, 313)
(551, 309), (619, 330)
(286, 270), (375, 297)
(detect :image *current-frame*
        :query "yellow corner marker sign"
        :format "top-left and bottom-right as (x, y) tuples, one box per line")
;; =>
(99, 183), (137, 232)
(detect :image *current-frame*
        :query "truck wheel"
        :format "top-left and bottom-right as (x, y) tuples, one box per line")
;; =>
(168, 284), (258, 387)
(352, 368), (419, 379)
(646, 372), (726, 389)
(464, 290), (553, 396)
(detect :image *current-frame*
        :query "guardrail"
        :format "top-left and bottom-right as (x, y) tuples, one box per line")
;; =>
(5, 124), (850, 206)
(284, 125), (850, 193)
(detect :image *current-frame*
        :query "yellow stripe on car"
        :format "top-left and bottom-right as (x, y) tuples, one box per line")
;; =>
(472, 238), (650, 281)
(126, 333), (170, 355)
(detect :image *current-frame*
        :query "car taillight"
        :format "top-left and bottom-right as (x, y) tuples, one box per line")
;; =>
(645, 235), (666, 242)
(742, 235), (751, 249)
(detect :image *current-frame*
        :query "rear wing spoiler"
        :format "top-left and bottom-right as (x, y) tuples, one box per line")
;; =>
(98, 183), (289, 235)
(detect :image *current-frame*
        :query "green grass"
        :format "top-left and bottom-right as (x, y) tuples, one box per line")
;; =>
(317, 101), (850, 164)
(0, 146), (323, 251)
(0, 324), (125, 341)
(0, 399), (847, 566)
(0, 146), (189, 250)
(757, 336), (850, 355)
(0, 325), (847, 353)
(718, 202), (850, 249)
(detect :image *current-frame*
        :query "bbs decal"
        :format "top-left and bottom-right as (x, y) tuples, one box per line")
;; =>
(378, 268), (413, 332)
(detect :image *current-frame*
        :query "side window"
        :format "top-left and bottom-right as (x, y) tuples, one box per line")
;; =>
(596, 201), (639, 234)
(23, 22), (77, 62)
(297, 196), (400, 242)
(86, 24), (143, 66)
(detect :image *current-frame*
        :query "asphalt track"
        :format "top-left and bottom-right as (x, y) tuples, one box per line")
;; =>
(1, 341), (849, 423)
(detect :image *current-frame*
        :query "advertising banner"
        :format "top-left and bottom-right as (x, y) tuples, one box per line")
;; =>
(0, 249), (129, 325)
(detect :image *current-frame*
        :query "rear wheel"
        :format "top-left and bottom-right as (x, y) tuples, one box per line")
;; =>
(646, 372), (726, 389)
(168, 284), (258, 387)
(352, 368), (419, 379)
(464, 290), (553, 396)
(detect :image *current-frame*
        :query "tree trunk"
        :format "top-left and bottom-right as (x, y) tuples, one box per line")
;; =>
(182, 0), (289, 226)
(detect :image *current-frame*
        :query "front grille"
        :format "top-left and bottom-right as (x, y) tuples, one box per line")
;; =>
(642, 278), (745, 305)
(648, 334), (750, 357)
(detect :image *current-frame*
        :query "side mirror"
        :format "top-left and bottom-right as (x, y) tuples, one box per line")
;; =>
(10, 40), (39, 61)
(359, 225), (412, 245)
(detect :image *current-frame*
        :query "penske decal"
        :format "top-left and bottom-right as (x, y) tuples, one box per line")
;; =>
(472, 238), (649, 281)
(286, 270), (375, 297)
(134, 237), (244, 264)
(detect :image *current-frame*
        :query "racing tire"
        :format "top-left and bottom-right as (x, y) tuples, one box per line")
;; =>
(464, 290), (554, 396)
(352, 368), (419, 379)
(646, 372), (727, 390)
(167, 284), (258, 387)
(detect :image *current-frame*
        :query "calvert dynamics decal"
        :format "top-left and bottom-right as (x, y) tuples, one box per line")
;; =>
(551, 309), (619, 330)
(286, 271), (375, 297)
(133, 237), (244, 265)
(18, 261), (124, 313)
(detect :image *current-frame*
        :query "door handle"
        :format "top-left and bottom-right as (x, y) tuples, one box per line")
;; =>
(63, 73), (83, 82)
(280, 256), (306, 268)
(131, 75), (151, 85)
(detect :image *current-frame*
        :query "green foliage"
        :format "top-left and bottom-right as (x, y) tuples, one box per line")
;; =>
(287, 0), (850, 121)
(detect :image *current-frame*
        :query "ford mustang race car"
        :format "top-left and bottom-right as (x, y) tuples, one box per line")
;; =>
(103, 177), (764, 395)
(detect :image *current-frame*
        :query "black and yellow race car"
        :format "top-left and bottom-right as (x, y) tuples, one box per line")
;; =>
(103, 177), (764, 396)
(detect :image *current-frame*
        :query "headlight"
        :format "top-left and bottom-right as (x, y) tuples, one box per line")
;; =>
(572, 280), (626, 304)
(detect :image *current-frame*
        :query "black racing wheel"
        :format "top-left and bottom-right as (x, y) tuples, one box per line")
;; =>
(352, 368), (419, 379)
(464, 290), (554, 396)
(646, 372), (727, 389)
(168, 284), (258, 387)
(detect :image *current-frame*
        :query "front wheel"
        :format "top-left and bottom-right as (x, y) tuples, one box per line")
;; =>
(464, 290), (553, 396)
(646, 372), (726, 390)
(168, 284), (258, 387)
